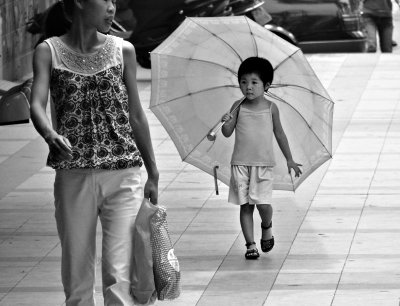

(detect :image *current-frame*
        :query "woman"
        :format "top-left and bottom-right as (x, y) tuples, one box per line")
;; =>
(30, 0), (159, 305)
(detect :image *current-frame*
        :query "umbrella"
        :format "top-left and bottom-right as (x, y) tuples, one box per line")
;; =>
(150, 16), (333, 192)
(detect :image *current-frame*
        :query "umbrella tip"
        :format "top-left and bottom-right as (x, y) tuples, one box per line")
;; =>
(213, 165), (219, 195)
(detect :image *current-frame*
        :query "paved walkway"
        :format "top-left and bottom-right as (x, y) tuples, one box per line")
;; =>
(1, 53), (400, 306)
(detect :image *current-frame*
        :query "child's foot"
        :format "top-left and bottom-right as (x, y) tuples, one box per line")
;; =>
(260, 222), (274, 253)
(245, 242), (260, 260)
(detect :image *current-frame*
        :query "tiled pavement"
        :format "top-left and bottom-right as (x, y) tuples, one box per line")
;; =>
(1, 53), (400, 306)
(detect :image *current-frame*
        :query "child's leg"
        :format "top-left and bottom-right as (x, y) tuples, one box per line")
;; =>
(240, 203), (255, 248)
(257, 204), (274, 253)
(256, 204), (273, 240)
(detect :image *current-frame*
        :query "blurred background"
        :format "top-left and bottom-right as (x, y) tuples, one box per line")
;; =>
(0, 0), (399, 86)
(113, 0), (370, 68)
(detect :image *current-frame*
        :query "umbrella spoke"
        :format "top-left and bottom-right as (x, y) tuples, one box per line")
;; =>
(273, 48), (302, 71)
(266, 90), (331, 125)
(149, 85), (239, 108)
(244, 17), (258, 57)
(266, 91), (333, 159)
(190, 18), (245, 62)
(182, 133), (213, 161)
(270, 83), (334, 104)
(151, 52), (238, 76)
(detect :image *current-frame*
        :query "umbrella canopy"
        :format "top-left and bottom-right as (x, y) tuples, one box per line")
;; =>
(150, 16), (333, 191)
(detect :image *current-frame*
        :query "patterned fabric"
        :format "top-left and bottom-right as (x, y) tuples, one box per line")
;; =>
(150, 206), (181, 300)
(49, 35), (117, 74)
(45, 35), (143, 170)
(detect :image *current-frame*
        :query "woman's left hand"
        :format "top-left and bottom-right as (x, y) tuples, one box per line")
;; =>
(144, 175), (159, 205)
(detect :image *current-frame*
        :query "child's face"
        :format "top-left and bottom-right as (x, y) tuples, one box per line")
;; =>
(239, 73), (268, 101)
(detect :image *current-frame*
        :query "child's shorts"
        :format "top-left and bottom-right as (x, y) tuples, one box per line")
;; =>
(228, 165), (273, 205)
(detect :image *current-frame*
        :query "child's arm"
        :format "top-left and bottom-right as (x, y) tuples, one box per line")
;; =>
(271, 103), (302, 177)
(221, 99), (241, 137)
(123, 41), (159, 204)
(30, 42), (73, 161)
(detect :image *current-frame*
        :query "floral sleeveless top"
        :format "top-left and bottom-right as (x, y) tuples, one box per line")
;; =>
(45, 35), (143, 170)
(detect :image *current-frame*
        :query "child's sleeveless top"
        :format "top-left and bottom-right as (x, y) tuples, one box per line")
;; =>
(44, 35), (143, 170)
(231, 104), (276, 167)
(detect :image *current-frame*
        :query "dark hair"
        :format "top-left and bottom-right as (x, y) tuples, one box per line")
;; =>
(44, 1), (71, 37)
(61, 0), (75, 21)
(238, 57), (274, 86)
(29, 1), (71, 47)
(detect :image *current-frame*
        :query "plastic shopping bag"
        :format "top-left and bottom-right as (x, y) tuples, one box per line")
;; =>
(131, 198), (158, 305)
(151, 206), (181, 300)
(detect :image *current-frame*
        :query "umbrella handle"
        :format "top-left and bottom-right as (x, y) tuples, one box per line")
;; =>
(207, 97), (245, 141)
(207, 121), (225, 141)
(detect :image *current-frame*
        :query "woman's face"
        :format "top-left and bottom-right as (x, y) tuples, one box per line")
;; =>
(81, 0), (116, 33)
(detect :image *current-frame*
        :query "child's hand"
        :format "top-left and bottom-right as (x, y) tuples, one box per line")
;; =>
(221, 113), (232, 122)
(287, 160), (302, 177)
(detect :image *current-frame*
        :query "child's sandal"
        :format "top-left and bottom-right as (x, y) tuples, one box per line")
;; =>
(245, 242), (260, 260)
(260, 222), (275, 253)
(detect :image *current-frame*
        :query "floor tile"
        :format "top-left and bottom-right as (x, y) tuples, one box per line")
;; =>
(350, 232), (400, 255)
(264, 289), (335, 306)
(344, 255), (400, 273)
(0, 292), (64, 306)
(280, 255), (346, 274)
(289, 232), (354, 256)
(332, 289), (400, 306)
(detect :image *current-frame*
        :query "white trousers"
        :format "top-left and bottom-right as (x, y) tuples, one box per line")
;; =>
(54, 167), (142, 306)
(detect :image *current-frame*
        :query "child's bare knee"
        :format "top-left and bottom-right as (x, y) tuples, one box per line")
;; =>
(240, 203), (254, 213)
(256, 204), (272, 215)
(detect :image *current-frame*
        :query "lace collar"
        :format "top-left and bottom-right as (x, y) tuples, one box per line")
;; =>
(51, 35), (116, 74)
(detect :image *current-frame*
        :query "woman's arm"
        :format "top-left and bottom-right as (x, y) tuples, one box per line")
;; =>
(271, 103), (302, 177)
(30, 42), (72, 161)
(123, 40), (159, 203)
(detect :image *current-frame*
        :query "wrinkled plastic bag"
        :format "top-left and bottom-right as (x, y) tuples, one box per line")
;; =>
(151, 206), (181, 300)
(131, 198), (157, 305)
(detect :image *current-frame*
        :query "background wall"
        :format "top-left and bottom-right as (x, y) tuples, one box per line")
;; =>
(0, 0), (57, 81)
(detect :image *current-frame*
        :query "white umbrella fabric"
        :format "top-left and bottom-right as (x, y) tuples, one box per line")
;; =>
(150, 16), (333, 191)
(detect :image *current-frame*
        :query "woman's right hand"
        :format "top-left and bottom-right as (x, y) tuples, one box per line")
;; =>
(46, 133), (73, 161)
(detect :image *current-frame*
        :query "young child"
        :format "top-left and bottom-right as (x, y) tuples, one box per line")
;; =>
(221, 57), (302, 260)
(30, 0), (159, 304)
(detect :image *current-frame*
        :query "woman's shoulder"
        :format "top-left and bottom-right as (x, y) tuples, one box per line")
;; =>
(120, 38), (135, 52)
(32, 41), (52, 72)
(120, 39), (136, 64)
(34, 40), (52, 59)
(43, 35), (60, 46)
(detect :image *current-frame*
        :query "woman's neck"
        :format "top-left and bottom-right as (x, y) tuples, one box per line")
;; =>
(62, 25), (106, 54)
